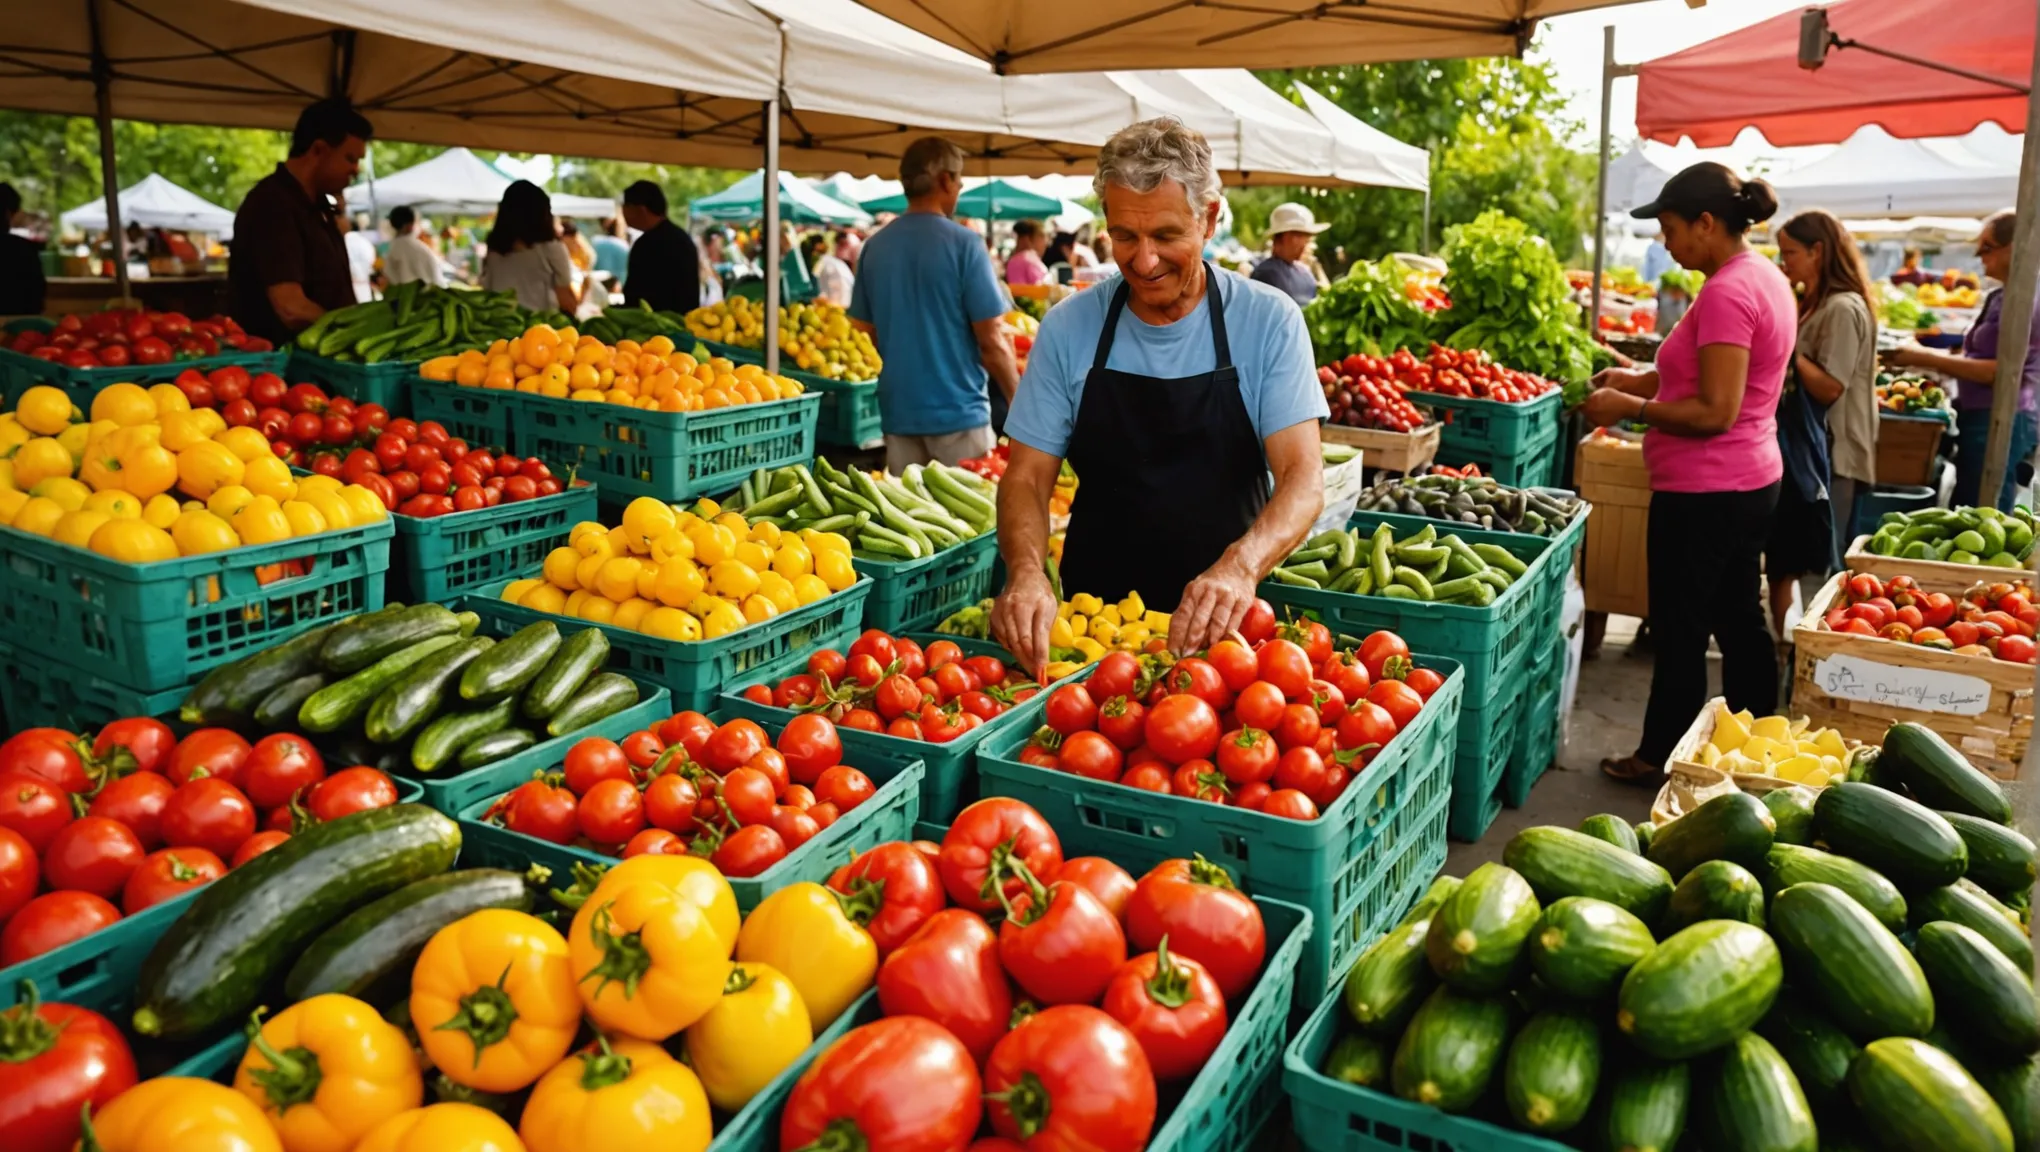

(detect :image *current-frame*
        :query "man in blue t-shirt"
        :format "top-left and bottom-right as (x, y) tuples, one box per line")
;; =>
(850, 137), (1020, 472)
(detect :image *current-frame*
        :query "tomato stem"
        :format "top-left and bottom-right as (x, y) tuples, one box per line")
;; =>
(432, 963), (522, 1068)
(76, 1102), (106, 1152)
(0, 982), (60, 1062)
(1187, 853), (1238, 890)
(831, 877), (884, 928)
(576, 901), (653, 1001)
(1009, 997), (1040, 1030)
(791, 1118), (873, 1152)
(549, 860), (610, 911)
(723, 965), (756, 995)
(986, 1069), (1054, 1137)
(577, 1032), (634, 1091)
(1146, 935), (1193, 1009)
(244, 1007), (325, 1113)
(1000, 856), (1053, 928)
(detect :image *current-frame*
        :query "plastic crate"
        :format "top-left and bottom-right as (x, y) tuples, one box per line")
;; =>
(1465, 431), (1561, 490)
(287, 351), (416, 416)
(1504, 647), (1565, 809)
(0, 640), (190, 732)
(1414, 388), (1562, 457)
(405, 683), (673, 815)
(0, 347), (287, 411)
(855, 532), (999, 635)
(515, 390), (821, 503)
(392, 482), (597, 603)
(457, 759), (921, 914)
(813, 377), (883, 448)
(1529, 499), (1589, 641)
(720, 633), (1061, 823)
(0, 518), (393, 694)
(978, 656), (1461, 999)
(467, 576), (871, 711)
(1449, 752), (1508, 842)
(408, 377), (515, 451)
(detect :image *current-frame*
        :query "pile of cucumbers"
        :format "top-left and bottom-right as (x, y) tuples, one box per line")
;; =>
(1355, 473), (1585, 537)
(1268, 520), (1531, 605)
(585, 301), (697, 347)
(1323, 720), (2037, 1152)
(182, 605), (640, 775)
(293, 282), (570, 364)
(734, 456), (997, 561)
(1859, 505), (2037, 568)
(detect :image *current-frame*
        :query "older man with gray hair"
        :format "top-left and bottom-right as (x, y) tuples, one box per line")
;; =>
(851, 136), (1021, 472)
(994, 118), (1328, 675)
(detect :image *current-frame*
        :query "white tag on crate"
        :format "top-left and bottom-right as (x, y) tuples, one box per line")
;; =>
(1810, 653), (1993, 716)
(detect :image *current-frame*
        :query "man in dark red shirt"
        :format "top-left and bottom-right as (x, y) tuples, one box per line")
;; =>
(230, 100), (372, 345)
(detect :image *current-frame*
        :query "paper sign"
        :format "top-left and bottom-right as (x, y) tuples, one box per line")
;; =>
(1811, 653), (1993, 716)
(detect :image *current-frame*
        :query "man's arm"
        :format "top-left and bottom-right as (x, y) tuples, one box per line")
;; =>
(264, 283), (327, 331)
(1171, 421), (1324, 654)
(973, 315), (1020, 402)
(992, 441), (1063, 679)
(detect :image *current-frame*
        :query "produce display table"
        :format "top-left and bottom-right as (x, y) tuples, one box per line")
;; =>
(1875, 410), (1949, 485)
(1573, 433), (1650, 618)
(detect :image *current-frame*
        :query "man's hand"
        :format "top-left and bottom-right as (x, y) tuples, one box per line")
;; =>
(993, 568), (1059, 682)
(1581, 387), (1642, 429)
(1171, 552), (1258, 656)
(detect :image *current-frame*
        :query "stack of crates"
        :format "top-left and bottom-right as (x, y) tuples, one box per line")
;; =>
(1505, 500), (1589, 806)
(1417, 389), (1563, 488)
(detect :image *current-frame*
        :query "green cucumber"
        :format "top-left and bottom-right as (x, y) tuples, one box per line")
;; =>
(1504, 1007), (1601, 1134)
(412, 697), (519, 773)
(1699, 1031), (1818, 1152)
(363, 636), (494, 743)
(1959, 877), (2029, 924)
(1762, 843), (1907, 933)
(1846, 745), (1896, 787)
(544, 672), (640, 739)
(1771, 882), (1934, 1042)
(1391, 985), (1512, 1113)
(1323, 1034), (1392, 1089)
(252, 672), (329, 729)
(182, 615), (360, 723)
(1662, 858), (1767, 932)
(1814, 781), (1968, 889)
(1342, 916), (1435, 1037)
(1943, 811), (2039, 897)
(1914, 883), (2037, 970)
(1600, 1059), (1690, 1152)
(298, 635), (459, 734)
(1525, 896), (1654, 1001)
(1848, 1037), (2014, 1152)
(1757, 999), (1861, 1112)
(457, 728), (539, 771)
(1577, 813), (1641, 853)
(132, 804), (460, 1040)
(321, 603), (463, 674)
(1502, 826), (1674, 924)
(284, 868), (536, 1004)
(460, 621), (561, 703)
(1634, 820), (1655, 853)
(519, 627), (610, 722)
(1424, 862), (1541, 994)
(1646, 791), (1776, 878)
(1882, 721), (2013, 823)
(1763, 786), (1819, 846)
(1971, 1057), (2040, 1152)
(1917, 921), (2040, 1059)
(1617, 920), (1782, 1060)
(1397, 875), (1461, 928)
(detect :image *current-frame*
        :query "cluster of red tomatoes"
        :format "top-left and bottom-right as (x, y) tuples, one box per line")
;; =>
(782, 797), (1269, 1149)
(1827, 572), (2039, 664)
(738, 629), (1044, 744)
(1318, 355), (1432, 433)
(481, 710), (877, 879)
(1017, 610), (1441, 822)
(1388, 344), (1559, 404)
(0, 721), (403, 965)
(183, 368), (390, 460)
(7, 310), (271, 369)
(336, 417), (573, 519)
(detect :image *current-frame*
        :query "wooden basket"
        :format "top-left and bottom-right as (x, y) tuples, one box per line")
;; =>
(1874, 413), (1947, 486)
(1574, 435), (1651, 617)
(1843, 535), (2006, 594)
(1320, 421), (1439, 475)
(1665, 694), (1861, 792)
(1791, 572), (2032, 778)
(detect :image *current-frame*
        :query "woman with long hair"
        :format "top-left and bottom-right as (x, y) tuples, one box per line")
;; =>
(1583, 163), (1799, 784)
(480, 180), (578, 312)
(1776, 210), (1878, 581)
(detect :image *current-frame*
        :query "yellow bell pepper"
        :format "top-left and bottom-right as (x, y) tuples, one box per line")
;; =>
(568, 882), (727, 1040)
(77, 1077), (281, 1152)
(518, 1037), (711, 1152)
(232, 995), (423, 1152)
(562, 856), (739, 955)
(1070, 592), (1104, 616)
(1044, 660), (1083, 681)
(1071, 636), (1106, 661)
(411, 909), (581, 1094)
(682, 962), (813, 1111)
(353, 1103), (526, 1152)
(1118, 591), (1146, 620)
(1048, 617), (1077, 648)
(733, 882), (877, 1028)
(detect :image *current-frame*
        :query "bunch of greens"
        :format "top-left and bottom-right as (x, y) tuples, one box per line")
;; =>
(1658, 268), (1705, 297)
(1303, 256), (1435, 360)
(1435, 210), (1604, 384)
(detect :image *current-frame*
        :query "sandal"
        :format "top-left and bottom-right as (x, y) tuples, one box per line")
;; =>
(1600, 755), (1663, 786)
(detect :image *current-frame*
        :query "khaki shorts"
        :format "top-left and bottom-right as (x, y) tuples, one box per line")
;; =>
(884, 426), (996, 474)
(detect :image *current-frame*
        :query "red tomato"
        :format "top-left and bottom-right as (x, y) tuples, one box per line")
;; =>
(622, 828), (683, 858)
(775, 713), (844, 786)
(1366, 680), (1425, 732)
(1336, 701), (1400, 754)
(938, 798), (1064, 913)
(1101, 942), (1228, 1081)
(1087, 651), (1142, 702)
(239, 733), (325, 810)
(1056, 856), (1136, 921)
(746, 749), (792, 797)
(1096, 695), (1147, 751)
(563, 737), (633, 795)
(1273, 702), (1323, 751)
(0, 730), (89, 793)
(929, 662), (975, 702)
(0, 825), (36, 925)
(1170, 760), (1230, 803)
(959, 691), (1001, 720)
(620, 730), (665, 772)
(1255, 639), (1314, 699)
(656, 710), (717, 759)
(877, 907), (1014, 1063)
(1143, 695), (1220, 765)
(1044, 683), (1099, 736)
(807, 649), (848, 683)
(2001, 634), (2038, 664)
(578, 778), (646, 846)
(43, 817), (145, 900)
(771, 674), (820, 709)
(1401, 667), (1446, 700)
(1293, 619), (1335, 667)
(122, 846), (225, 913)
(1357, 631), (1413, 682)
(1, 891), (121, 965)
(815, 766), (877, 812)
(958, 654), (1003, 686)
(721, 768), (779, 826)
(767, 806), (821, 850)
(92, 717), (175, 777)
(1231, 781), (1273, 811)
(305, 767), (398, 822)
(167, 728), (251, 787)
(499, 777), (578, 844)
(642, 774), (700, 836)
(1120, 762), (1173, 794)
(1124, 857), (1268, 999)
(984, 1005), (1157, 1149)
(831, 841), (948, 956)
(231, 830), (290, 867)
(1273, 746), (1333, 799)
(711, 824), (788, 877)
(841, 709), (884, 733)
(159, 778), (255, 860)
(0, 989), (137, 1152)
(848, 629), (897, 668)
(1238, 598), (1278, 645)
(85, 772), (175, 851)
(1205, 638), (1260, 693)
(1214, 727), (1277, 785)
(778, 1015), (982, 1151)
(1262, 789), (1320, 820)
(1057, 731), (1125, 782)
(703, 719), (771, 774)
(808, 801), (841, 829)
(1233, 681), (1287, 731)
(0, 773), (71, 854)
(1321, 651), (1371, 705)
(1164, 659), (1232, 711)
(998, 869), (1127, 1005)
(875, 673), (925, 721)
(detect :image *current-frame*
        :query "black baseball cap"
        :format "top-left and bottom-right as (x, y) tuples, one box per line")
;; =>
(1631, 161), (1777, 232)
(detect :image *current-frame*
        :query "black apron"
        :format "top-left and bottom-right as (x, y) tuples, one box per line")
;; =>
(1060, 265), (1270, 612)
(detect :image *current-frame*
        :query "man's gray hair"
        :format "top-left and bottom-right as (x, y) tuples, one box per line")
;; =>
(901, 136), (965, 197)
(1094, 118), (1222, 212)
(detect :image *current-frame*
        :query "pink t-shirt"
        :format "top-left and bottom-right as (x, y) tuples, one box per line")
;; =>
(1644, 249), (1796, 493)
(1006, 249), (1049, 286)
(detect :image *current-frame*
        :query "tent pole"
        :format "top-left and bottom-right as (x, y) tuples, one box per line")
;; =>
(1981, 4), (2040, 530)
(1421, 190), (1431, 256)
(1589, 23), (1617, 337)
(764, 98), (782, 376)
(86, 0), (129, 303)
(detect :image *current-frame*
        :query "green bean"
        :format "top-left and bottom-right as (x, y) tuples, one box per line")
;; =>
(1287, 560), (1331, 583)
(1268, 567), (1322, 588)
(1332, 530), (1360, 573)
(1381, 584), (1421, 600)
(793, 465), (833, 516)
(1290, 544), (1339, 565)
(1370, 524), (1394, 589)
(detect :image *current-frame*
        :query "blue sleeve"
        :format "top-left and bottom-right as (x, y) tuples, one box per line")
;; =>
(1246, 284), (1330, 440)
(959, 235), (1010, 326)
(1004, 298), (1087, 458)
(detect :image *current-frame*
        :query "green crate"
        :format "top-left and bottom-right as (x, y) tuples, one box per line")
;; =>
(466, 577), (871, 711)
(405, 683), (672, 815)
(1461, 432), (1561, 490)
(0, 518), (392, 694)
(457, 759), (921, 914)
(1414, 388), (1562, 457)
(393, 482), (596, 603)
(1285, 976), (1576, 1152)
(0, 347), (287, 411)
(720, 633), (1060, 823)
(1505, 649), (1565, 810)
(0, 640), (190, 733)
(978, 656), (1461, 1000)
(287, 351), (416, 416)
(408, 377), (515, 451)
(1449, 739), (1511, 843)
(855, 533), (999, 635)
(513, 389), (821, 503)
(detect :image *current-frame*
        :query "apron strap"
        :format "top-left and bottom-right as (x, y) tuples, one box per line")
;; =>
(1092, 279), (1133, 369)
(1089, 264), (1234, 371)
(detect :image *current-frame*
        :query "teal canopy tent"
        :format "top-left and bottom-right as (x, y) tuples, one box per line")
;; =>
(859, 178), (1063, 220)
(690, 170), (872, 225)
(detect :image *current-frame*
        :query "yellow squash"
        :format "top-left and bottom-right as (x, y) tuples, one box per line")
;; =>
(353, 1103), (527, 1152)
(411, 910), (581, 1093)
(232, 995), (423, 1152)
(518, 1037), (711, 1152)
(77, 1077), (281, 1152)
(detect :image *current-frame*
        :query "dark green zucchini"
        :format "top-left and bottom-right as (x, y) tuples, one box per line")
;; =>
(1324, 1034), (1392, 1089)
(1763, 843), (1907, 933)
(1971, 1056), (2040, 1152)
(181, 614), (361, 724)
(1959, 877), (2028, 925)
(1502, 826), (1673, 924)
(299, 635), (460, 733)
(1424, 862), (1541, 994)
(1771, 882), (1934, 1043)
(1343, 915), (1435, 1037)
(1398, 875), (1462, 929)
(132, 804), (460, 1040)
(460, 620), (560, 703)
(1757, 998), (1861, 1113)
(1578, 813), (1641, 854)
(1848, 1037), (2016, 1152)
(1662, 858), (1767, 933)
(1391, 985), (1512, 1113)
(1814, 781), (1968, 889)
(544, 672), (640, 739)
(1700, 1031), (1818, 1152)
(412, 697), (519, 773)
(1916, 921), (2040, 1059)
(363, 635), (494, 743)
(1503, 1007), (1601, 1134)
(1912, 883), (2037, 970)
(1846, 745), (1895, 787)
(457, 728), (539, 771)
(519, 626), (609, 721)
(1763, 786), (1819, 846)
(1617, 920), (1781, 1060)
(1600, 1059), (1690, 1152)
(1882, 720), (2013, 823)
(1646, 791), (1776, 879)
(1525, 896), (1654, 1001)
(320, 603), (463, 674)
(1944, 811), (2039, 897)
(252, 671), (329, 729)
(284, 867), (536, 1003)
(1634, 820), (1656, 853)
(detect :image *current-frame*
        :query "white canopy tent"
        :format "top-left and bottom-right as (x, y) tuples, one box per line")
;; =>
(60, 173), (237, 236)
(342, 147), (616, 220)
(1771, 127), (2022, 218)
(1293, 82), (1431, 193)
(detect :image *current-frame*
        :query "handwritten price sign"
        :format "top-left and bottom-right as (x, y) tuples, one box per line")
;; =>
(1812, 654), (1993, 716)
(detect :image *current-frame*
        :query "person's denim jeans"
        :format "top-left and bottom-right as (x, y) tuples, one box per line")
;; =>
(1954, 408), (2040, 510)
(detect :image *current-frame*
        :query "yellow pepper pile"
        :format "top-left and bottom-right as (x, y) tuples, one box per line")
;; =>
(0, 382), (387, 563)
(501, 495), (858, 641)
(934, 589), (1171, 680)
(421, 325), (804, 413)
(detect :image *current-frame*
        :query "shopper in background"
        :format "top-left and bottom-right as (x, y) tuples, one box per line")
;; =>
(342, 214), (378, 302)
(230, 99), (372, 344)
(814, 230), (855, 307)
(1583, 161), (1795, 783)
(479, 180), (578, 313)
(1250, 201), (1328, 306)
(0, 183), (45, 315)
(850, 135), (1019, 472)
(1006, 219), (1050, 286)
(1891, 246), (1931, 287)
(381, 205), (444, 287)
(1044, 231), (1078, 284)
(697, 228), (727, 307)
(559, 219), (595, 271)
(619, 180), (701, 313)
(1778, 210), (1878, 566)
(1887, 212), (2040, 511)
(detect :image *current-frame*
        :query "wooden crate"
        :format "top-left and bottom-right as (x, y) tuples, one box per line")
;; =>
(1665, 694), (1863, 791)
(1874, 413), (1947, 486)
(1843, 534), (2004, 593)
(1791, 573), (2032, 778)
(1574, 435), (1651, 617)
(1321, 421), (1439, 475)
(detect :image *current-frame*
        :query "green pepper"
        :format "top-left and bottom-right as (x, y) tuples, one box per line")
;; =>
(1370, 524), (1394, 589)
(1392, 565), (1434, 600)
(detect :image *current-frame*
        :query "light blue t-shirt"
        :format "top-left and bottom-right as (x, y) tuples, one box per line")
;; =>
(849, 213), (1010, 436)
(591, 234), (630, 283)
(1006, 270), (1328, 457)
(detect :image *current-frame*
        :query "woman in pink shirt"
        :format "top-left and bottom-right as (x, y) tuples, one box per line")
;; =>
(1585, 163), (1797, 783)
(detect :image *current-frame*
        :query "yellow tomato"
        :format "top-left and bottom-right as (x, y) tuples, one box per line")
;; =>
(748, 520), (782, 547)
(14, 385), (77, 436)
(177, 441), (245, 500)
(91, 518), (178, 562)
(621, 497), (677, 548)
(563, 589), (589, 616)
(646, 529), (693, 564)
(0, 421), (27, 459)
(640, 606), (701, 641)
(770, 540), (812, 579)
(791, 574), (831, 605)
(732, 541), (772, 572)
(815, 548), (856, 591)
(83, 489), (142, 519)
(756, 571), (798, 614)
(573, 596), (617, 624)
(803, 529), (852, 556)
(303, 490), (354, 531)
(634, 561), (661, 601)
(338, 484), (387, 524)
(242, 455), (297, 502)
(739, 595), (779, 624)
(611, 597), (654, 631)
(188, 407), (227, 437)
(147, 382), (191, 414)
(158, 410), (213, 453)
(701, 601), (746, 639)
(232, 495), (292, 545)
(89, 382), (156, 426)
(58, 420), (105, 466)
(518, 1038), (711, 1152)
(355, 1103), (525, 1152)
(281, 500), (329, 537)
(78, 1076), (282, 1152)
(12, 437), (74, 489)
(569, 520), (608, 547)
(10, 496), (64, 536)
(214, 426), (273, 463)
(543, 546), (582, 590)
(573, 552), (609, 593)
(30, 476), (90, 511)
(522, 584), (568, 614)
(683, 963), (813, 1112)
(0, 489), (26, 523)
(501, 578), (542, 605)
(53, 509), (112, 549)
(142, 493), (181, 529)
(605, 524), (638, 557)
(595, 557), (644, 602)
(114, 442), (179, 500)
(688, 523), (735, 565)
(573, 530), (615, 560)
(206, 483), (256, 521)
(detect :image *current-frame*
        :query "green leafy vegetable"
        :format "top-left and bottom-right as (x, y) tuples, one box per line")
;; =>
(1435, 210), (1602, 385)
(1304, 256), (1435, 361)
